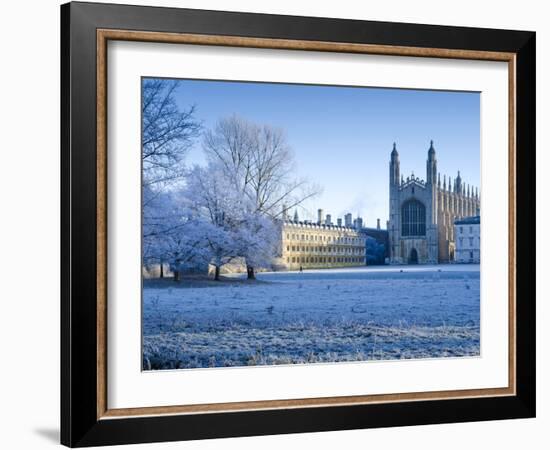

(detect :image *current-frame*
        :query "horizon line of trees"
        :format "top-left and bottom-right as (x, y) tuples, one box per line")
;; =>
(141, 79), (320, 281)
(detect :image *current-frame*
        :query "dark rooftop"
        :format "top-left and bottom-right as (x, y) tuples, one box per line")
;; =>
(454, 215), (480, 225)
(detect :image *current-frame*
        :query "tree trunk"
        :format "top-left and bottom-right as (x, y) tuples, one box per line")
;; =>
(159, 261), (164, 278)
(247, 265), (256, 280)
(173, 270), (180, 282)
(214, 266), (221, 281)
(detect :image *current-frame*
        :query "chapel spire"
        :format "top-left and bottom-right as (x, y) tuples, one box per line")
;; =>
(426, 140), (437, 185)
(390, 142), (400, 186)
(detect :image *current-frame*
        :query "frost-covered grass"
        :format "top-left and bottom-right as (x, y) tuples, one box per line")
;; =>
(143, 265), (480, 370)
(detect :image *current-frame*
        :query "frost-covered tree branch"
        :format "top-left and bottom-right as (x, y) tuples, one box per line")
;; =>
(142, 79), (201, 189)
(142, 79), (202, 278)
(144, 112), (321, 281)
(201, 115), (322, 278)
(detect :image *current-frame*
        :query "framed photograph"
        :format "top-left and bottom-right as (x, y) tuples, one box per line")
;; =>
(61, 1), (536, 447)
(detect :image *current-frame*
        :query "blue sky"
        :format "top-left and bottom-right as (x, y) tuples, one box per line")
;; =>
(169, 78), (480, 228)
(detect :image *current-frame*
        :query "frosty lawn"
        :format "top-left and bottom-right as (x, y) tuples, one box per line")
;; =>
(142, 265), (480, 370)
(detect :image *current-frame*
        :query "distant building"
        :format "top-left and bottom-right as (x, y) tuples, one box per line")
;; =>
(454, 216), (480, 263)
(388, 141), (480, 264)
(362, 226), (390, 265)
(280, 208), (366, 270)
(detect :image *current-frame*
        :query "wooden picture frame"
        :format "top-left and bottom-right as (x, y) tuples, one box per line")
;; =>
(61, 1), (535, 447)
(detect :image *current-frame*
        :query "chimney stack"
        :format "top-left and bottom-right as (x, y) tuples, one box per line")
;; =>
(344, 213), (352, 227)
(317, 209), (324, 225)
(326, 214), (332, 226)
(282, 204), (288, 220)
(337, 218), (342, 227)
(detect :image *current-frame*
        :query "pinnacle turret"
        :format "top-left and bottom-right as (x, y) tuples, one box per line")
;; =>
(389, 142), (401, 186)
(455, 170), (462, 194)
(426, 140), (437, 185)
(428, 139), (436, 159)
(391, 142), (399, 159)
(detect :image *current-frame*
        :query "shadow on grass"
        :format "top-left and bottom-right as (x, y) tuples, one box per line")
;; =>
(143, 275), (271, 289)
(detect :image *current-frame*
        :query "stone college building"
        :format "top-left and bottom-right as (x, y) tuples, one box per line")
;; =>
(388, 141), (480, 264)
(280, 209), (367, 270)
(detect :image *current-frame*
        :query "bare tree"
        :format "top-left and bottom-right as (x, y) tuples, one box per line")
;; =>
(183, 164), (244, 280)
(142, 79), (201, 191)
(203, 116), (319, 218)
(142, 189), (210, 281)
(142, 79), (201, 278)
(203, 115), (321, 278)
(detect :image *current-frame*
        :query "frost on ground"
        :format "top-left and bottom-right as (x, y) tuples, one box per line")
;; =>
(142, 265), (480, 370)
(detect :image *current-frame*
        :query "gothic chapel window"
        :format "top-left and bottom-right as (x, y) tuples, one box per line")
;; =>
(401, 199), (426, 236)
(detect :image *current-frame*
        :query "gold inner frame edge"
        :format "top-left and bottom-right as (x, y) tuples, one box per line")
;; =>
(96, 29), (517, 420)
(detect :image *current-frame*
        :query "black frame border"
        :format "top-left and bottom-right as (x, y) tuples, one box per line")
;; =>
(61, 2), (535, 447)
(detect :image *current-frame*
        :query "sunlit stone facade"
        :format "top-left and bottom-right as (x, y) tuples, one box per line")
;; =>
(281, 217), (366, 270)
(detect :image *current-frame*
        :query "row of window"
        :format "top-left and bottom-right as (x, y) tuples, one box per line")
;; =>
(285, 233), (362, 244)
(458, 236), (480, 247)
(286, 245), (364, 254)
(456, 250), (479, 262)
(288, 256), (365, 264)
(458, 225), (477, 235)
